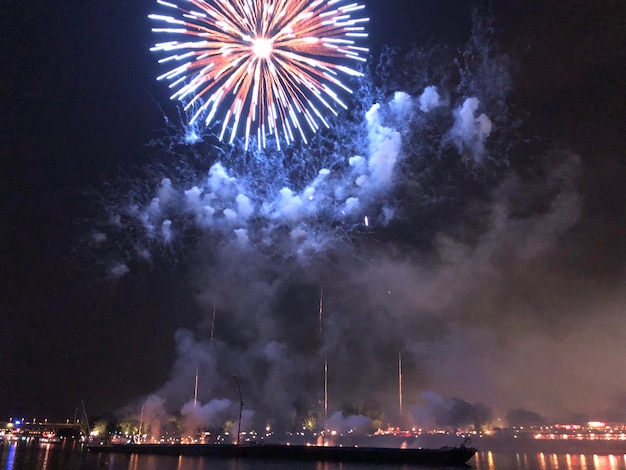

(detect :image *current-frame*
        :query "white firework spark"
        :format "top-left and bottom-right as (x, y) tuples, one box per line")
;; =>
(149, 0), (369, 150)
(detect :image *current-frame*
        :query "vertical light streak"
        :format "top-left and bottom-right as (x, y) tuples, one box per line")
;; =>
(210, 303), (216, 347)
(138, 405), (144, 443)
(233, 375), (244, 446)
(398, 352), (403, 418)
(319, 284), (324, 333)
(194, 366), (199, 406)
(319, 284), (328, 421)
(324, 356), (328, 422)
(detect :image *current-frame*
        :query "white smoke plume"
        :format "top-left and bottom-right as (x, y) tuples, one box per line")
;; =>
(419, 86), (443, 113)
(326, 411), (372, 435)
(450, 97), (493, 160)
(180, 398), (234, 436)
(105, 85), (494, 270)
(95, 20), (626, 437)
(140, 394), (168, 439)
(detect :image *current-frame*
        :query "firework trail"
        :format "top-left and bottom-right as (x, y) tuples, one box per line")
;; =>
(149, 0), (369, 150)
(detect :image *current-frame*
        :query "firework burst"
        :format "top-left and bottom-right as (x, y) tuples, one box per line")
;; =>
(149, 0), (369, 150)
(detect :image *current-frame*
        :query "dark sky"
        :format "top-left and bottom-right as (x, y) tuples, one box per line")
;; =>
(1, 0), (625, 425)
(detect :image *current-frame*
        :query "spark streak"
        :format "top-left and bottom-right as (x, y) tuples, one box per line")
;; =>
(150, 0), (369, 150)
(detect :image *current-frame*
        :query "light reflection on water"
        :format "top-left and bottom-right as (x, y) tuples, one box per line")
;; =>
(2, 442), (626, 470)
(473, 451), (626, 470)
(5, 444), (16, 470)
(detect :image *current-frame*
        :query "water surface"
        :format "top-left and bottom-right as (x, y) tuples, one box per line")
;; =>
(2, 441), (626, 470)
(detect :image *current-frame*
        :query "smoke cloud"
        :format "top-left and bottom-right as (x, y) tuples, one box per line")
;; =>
(450, 97), (493, 160)
(95, 15), (626, 437)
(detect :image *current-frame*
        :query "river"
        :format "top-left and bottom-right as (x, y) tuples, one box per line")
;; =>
(1, 440), (626, 470)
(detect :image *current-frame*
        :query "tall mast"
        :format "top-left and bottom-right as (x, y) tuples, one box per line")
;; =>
(81, 400), (91, 437)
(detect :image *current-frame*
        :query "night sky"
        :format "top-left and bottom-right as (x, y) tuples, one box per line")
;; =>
(2, 0), (625, 428)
